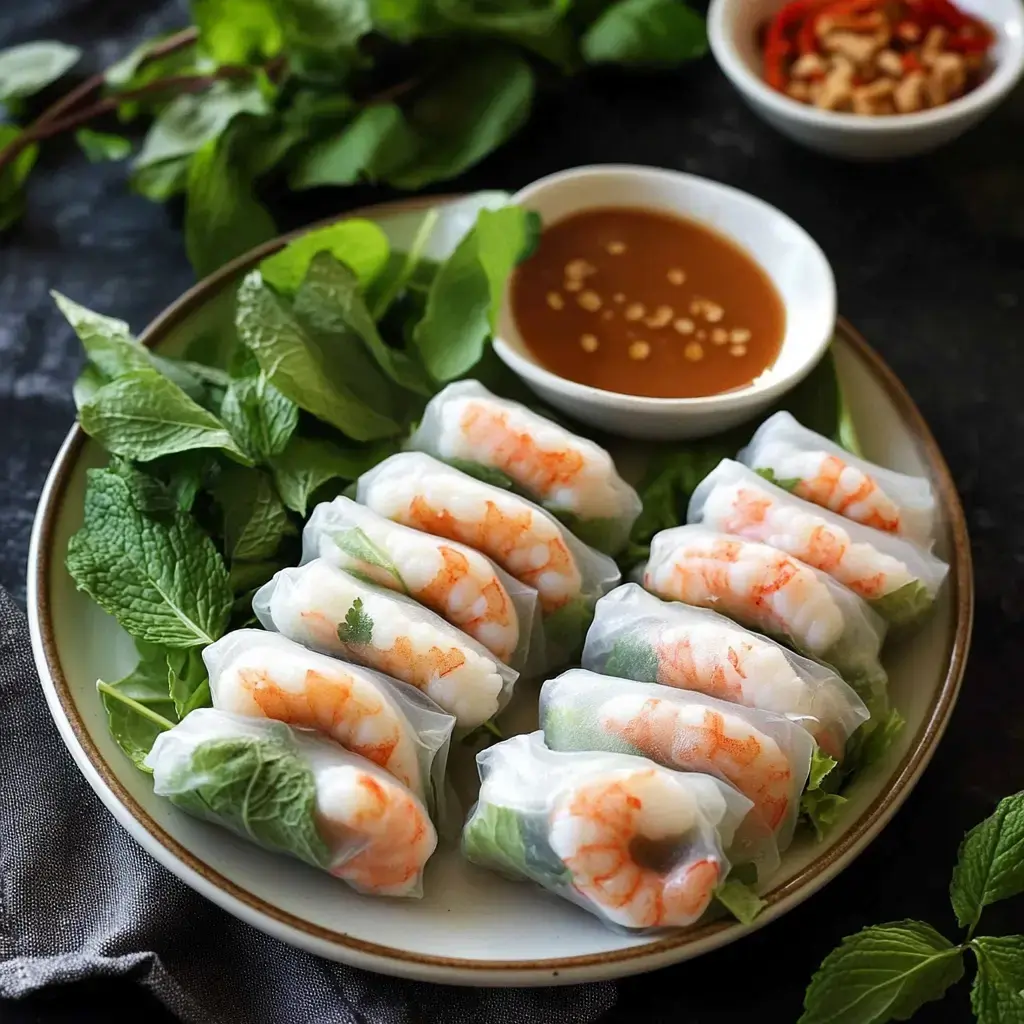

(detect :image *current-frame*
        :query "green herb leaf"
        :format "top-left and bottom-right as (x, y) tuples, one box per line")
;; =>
(235, 270), (401, 441)
(582, 0), (706, 67)
(463, 802), (528, 878)
(950, 792), (1024, 932)
(270, 435), (395, 516)
(0, 125), (39, 233)
(0, 41), (80, 101)
(842, 708), (905, 778)
(260, 218), (390, 294)
(106, 33), (207, 90)
(715, 878), (766, 926)
(276, 0), (372, 62)
(604, 634), (659, 682)
(436, 0), (571, 37)
(167, 647), (210, 719)
(755, 467), (801, 492)
(414, 205), (534, 381)
(130, 157), (191, 202)
(444, 459), (518, 491)
(213, 466), (293, 562)
(799, 921), (965, 1024)
(971, 935), (1024, 1024)
(330, 527), (406, 591)
(337, 596), (373, 645)
(52, 290), (146, 374)
(801, 788), (848, 841)
(75, 129), (132, 163)
(808, 746), (839, 791)
(869, 580), (933, 627)
(73, 364), (106, 410)
(185, 131), (277, 278)
(66, 467), (233, 648)
(191, 0), (284, 63)
(220, 372), (298, 462)
(386, 50), (535, 191)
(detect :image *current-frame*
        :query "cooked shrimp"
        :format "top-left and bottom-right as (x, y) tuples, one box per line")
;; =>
(213, 644), (422, 796)
(705, 483), (914, 601)
(599, 696), (792, 831)
(548, 768), (722, 928)
(317, 766), (436, 897)
(644, 530), (844, 656)
(756, 443), (903, 534)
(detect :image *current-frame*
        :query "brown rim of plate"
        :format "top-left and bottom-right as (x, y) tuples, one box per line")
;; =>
(31, 195), (974, 974)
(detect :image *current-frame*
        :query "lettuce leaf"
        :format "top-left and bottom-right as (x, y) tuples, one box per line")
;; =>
(870, 580), (933, 627)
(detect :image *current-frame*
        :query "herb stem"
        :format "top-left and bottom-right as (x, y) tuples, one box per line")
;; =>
(97, 680), (176, 731)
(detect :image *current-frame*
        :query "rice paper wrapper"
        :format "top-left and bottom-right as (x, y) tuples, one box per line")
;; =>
(203, 629), (455, 822)
(540, 668), (815, 850)
(737, 411), (937, 548)
(642, 526), (889, 717)
(689, 459), (948, 626)
(147, 709), (437, 898)
(406, 379), (642, 555)
(302, 496), (544, 674)
(253, 558), (518, 730)
(357, 452), (621, 667)
(462, 732), (767, 934)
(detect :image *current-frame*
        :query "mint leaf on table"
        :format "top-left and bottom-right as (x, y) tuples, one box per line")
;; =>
(75, 129), (133, 163)
(259, 218), (391, 294)
(799, 922), (965, 1024)
(0, 124), (39, 232)
(970, 935), (1024, 1024)
(413, 205), (535, 382)
(66, 467), (233, 648)
(185, 130), (278, 278)
(951, 792), (1024, 933)
(582, 0), (706, 67)
(0, 41), (80, 101)
(219, 372), (298, 462)
(167, 647), (211, 719)
(213, 465), (293, 563)
(337, 597), (373, 645)
(236, 269), (401, 441)
(191, 0), (284, 64)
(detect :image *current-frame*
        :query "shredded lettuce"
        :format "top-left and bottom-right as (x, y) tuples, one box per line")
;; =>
(715, 876), (767, 926)
(870, 580), (933, 627)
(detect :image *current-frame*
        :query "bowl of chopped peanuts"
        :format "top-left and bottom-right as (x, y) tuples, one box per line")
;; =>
(708, 0), (1024, 160)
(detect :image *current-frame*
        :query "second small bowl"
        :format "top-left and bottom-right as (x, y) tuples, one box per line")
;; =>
(493, 165), (836, 441)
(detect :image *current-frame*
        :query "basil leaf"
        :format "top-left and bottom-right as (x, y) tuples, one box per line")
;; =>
(235, 270), (400, 441)
(950, 792), (1024, 931)
(67, 467), (233, 647)
(167, 648), (210, 719)
(213, 466), (293, 562)
(0, 41), (80, 101)
(337, 596), (373, 645)
(220, 372), (298, 462)
(0, 125), (38, 233)
(799, 921), (965, 1024)
(582, 0), (706, 67)
(75, 129), (132, 163)
(971, 935), (1024, 1024)
(191, 0), (284, 63)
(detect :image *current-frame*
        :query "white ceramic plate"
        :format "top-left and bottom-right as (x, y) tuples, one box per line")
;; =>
(27, 195), (973, 987)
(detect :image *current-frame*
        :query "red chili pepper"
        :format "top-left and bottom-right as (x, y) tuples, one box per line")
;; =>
(902, 52), (924, 72)
(796, 0), (881, 56)
(765, 0), (828, 89)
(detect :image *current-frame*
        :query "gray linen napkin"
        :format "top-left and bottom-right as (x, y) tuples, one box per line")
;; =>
(0, 587), (617, 1022)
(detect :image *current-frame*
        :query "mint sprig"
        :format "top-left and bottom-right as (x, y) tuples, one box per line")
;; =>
(801, 792), (1024, 1024)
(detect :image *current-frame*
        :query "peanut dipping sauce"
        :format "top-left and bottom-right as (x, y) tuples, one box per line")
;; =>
(509, 207), (786, 399)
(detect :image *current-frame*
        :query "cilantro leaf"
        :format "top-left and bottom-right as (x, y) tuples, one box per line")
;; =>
(336, 596), (373, 645)
(971, 935), (1024, 1024)
(0, 41), (80, 102)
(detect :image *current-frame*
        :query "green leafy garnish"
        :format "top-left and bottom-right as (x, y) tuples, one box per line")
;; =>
(219, 372), (298, 463)
(971, 936), (1024, 1023)
(755, 467), (801, 492)
(603, 635), (659, 683)
(0, 41), (80, 102)
(75, 129), (132, 163)
(337, 596), (374, 646)
(715, 877), (766, 926)
(97, 653), (178, 772)
(167, 648), (211, 719)
(869, 581), (933, 627)
(213, 465), (293, 563)
(582, 0), (707, 67)
(330, 527), (407, 591)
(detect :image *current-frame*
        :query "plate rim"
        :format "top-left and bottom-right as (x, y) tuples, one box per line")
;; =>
(26, 194), (974, 983)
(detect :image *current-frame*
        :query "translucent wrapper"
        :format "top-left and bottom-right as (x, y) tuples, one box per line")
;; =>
(689, 460), (948, 626)
(147, 709), (437, 898)
(203, 629), (455, 819)
(302, 497), (542, 673)
(253, 559), (518, 730)
(582, 584), (869, 760)
(462, 732), (760, 933)
(406, 379), (642, 555)
(357, 452), (621, 666)
(738, 411), (937, 548)
(540, 669), (815, 850)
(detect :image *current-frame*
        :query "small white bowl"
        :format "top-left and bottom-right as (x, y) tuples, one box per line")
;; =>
(493, 165), (836, 441)
(708, 0), (1024, 162)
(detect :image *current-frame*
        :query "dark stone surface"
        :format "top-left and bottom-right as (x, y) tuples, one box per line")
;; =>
(2, 1), (1023, 1022)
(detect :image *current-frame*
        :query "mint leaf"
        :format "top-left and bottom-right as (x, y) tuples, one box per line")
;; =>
(260, 218), (390, 294)
(799, 921), (964, 1024)
(78, 368), (252, 465)
(330, 527), (407, 591)
(337, 596), (373, 646)
(235, 270), (400, 441)
(220, 371), (298, 462)
(167, 648), (210, 719)
(756, 467), (801, 492)
(951, 792), (1024, 932)
(191, 0), (284, 63)
(51, 290), (147, 376)
(75, 129), (132, 163)
(715, 878), (766, 925)
(213, 466), (293, 562)
(66, 467), (233, 647)
(971, 935), (1024, 1024)
(582, 0), (706, 67)
(0, 41), (80, 101)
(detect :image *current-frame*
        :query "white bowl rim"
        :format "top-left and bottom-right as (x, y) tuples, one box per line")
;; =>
(496, 164), (837, 411)
(708, 0), (1024, 134)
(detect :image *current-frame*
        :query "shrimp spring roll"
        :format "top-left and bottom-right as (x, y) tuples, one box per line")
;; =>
(204, 629), (455, 816)
(253, 559), (518, 730)
(541, 669), (815, 849)
(642, 527), (889, 714)
(302, 496), (541, 671)
(357, 452), (621, 666)
(406, 380), (642, 554)
(462, 732), (764, 932)
(688, 460), (948, 626)
(738, 411), (937, 547)
(582, 584), (869, 760)
(147, 709), (437, 898)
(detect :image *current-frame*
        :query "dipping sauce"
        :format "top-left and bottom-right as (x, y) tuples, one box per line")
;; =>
(510, 207), (785, 399)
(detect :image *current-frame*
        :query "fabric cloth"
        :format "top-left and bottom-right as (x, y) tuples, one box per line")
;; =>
(0, 587), (617, 1022)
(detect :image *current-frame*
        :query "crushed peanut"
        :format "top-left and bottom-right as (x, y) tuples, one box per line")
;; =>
(696, 330), (707, 340)
(667, 268), (687, 286)
(624, 303), (646, 322)
(684, 342), (704, 362)
(564, 278), (583, 292)
(580, 334), (599, 353)
(606, 241), (627, 255)
(601, 309), (614, 321)
(577, 290), (602, 312)
(613, 293), (626, 303)
(673, 318), (695, 335)
(730, 328), (751, 344)
(729, 344), (748, 357)
(711, 328), (729, 345)
(703, 302), (724, 323)
(628, 340), (651, 361)
(546, 292), (564, 311)
(565, 259), (596, 279)
(644, 305), (674, 329)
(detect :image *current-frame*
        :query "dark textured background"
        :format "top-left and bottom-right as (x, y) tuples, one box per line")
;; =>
(3, 1), (1023, 1021)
